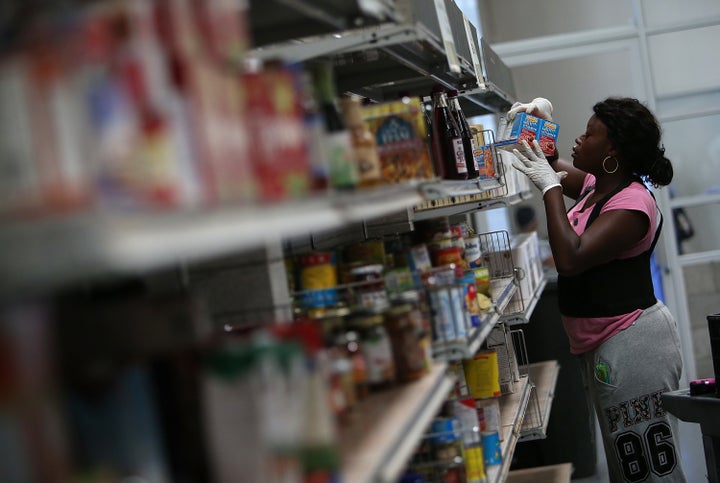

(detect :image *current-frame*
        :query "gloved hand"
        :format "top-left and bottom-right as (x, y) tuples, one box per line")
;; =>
(512, 140), (567, 196)
(507, 97), (553, 121)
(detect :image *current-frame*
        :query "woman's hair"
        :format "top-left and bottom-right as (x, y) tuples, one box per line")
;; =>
(592, 97), (673, 186)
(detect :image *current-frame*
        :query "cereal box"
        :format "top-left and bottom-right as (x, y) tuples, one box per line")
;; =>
(363, 99), (435, 183)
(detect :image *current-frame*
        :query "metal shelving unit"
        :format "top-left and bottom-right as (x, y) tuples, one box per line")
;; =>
(519, 360), (561, 442)
(0, 2), (550, 482)
(248, 0), (515, 116)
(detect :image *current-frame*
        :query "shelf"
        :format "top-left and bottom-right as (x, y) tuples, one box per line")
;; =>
(248, 2), (514, 114)
(433, 275), (517, 360)
(364, 179), (521, 231)
(503, 277), (548, 326)
(507, 463), (573, 483)
(519, 360), (560, 441)
(247, 0), (399, 48)
(0, 183), (422, 299)
(338, 362), (455, 483)
(486, 374), (532, 483)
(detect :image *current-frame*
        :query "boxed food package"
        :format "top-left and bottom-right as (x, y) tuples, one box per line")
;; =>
(362, 99), (435, 183)
(469, 125), (496, 179)
(510, 232), (544, 305)
(243, 67), (310, 202)
(496, 113), (559, 156)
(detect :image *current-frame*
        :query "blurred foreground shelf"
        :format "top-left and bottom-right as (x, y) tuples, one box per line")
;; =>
(0, 183), (422, 300)
(339, 362), (454, 483)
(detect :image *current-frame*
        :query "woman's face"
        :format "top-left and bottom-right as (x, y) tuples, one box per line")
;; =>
(571, 114), (614, 174)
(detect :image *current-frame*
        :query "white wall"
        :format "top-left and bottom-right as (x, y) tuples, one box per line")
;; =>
(474, 0), (720, 384)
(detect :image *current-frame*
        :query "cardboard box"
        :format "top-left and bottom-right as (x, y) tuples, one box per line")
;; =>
(510, 232), (544, 304)
(363, 99), (435, 183)
(496, 113), (559, 156)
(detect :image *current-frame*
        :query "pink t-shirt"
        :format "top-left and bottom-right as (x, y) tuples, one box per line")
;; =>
(562, 174), (658, 354)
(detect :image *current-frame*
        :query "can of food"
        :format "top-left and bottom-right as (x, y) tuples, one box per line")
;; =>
(476, 397), (501, 436)
(460, 272), (481, 328)
(462, 350), (501, 399)
(345, 239), (386, 265)
(481, 431), (502, 466)
(299, 252), (338, 308)
(450, 223), (468, 239)
(464, 443), (487, 482)
(464, 235), (482, 268)
(407, 243), (432, 284)
(429, 285), (468, 343)
(429, 238), (464, 267)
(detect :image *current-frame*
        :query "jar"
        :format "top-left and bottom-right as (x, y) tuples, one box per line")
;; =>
(310, 306), (351, 346)
(430, 418), (463, 464)
(349, 263), (389, 313)
(334, 325), (369, 400)
(384, 304), (432, 382)
(352, 314), (395, 390)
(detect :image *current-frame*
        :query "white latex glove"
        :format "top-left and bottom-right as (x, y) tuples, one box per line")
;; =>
(507, 97), (553, 121)
(512, 140), (567, 196)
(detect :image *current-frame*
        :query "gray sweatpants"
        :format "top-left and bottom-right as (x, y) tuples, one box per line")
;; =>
(578, 301), (687, 482)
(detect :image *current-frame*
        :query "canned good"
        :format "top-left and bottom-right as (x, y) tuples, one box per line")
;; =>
(464, 443), (486, 482)
(345, 239), (386, 265)
(429, 288), (461, 342)
(299, 252), (338, 308)
(462, 350), (501, 399)
(464, 235), (482, 268)
(476, 398), (501, 436)
(481, 431), (502, 466)
(460, 272), (481, 328)
(429, 238), (463, 267)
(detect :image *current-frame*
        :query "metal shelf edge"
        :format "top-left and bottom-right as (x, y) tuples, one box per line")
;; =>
(486, 375), (532, 483)
(338, 362), (455, 483)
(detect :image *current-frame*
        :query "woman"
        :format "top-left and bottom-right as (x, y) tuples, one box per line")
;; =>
(510, 97), (687, 482)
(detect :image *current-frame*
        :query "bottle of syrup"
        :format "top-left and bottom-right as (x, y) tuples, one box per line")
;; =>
(448, 89), (479, 179)
(430, 86), (468, 180)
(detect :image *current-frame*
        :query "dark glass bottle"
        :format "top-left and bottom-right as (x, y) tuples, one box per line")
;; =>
(430, 86), (468, 180)
(448, 89), (479, 179)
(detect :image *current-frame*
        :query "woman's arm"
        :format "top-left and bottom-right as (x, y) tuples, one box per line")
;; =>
(547, 153), (586, 200)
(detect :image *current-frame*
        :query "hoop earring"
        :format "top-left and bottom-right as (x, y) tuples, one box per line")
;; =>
(603, 155), (619, 174)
